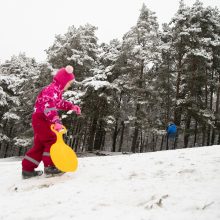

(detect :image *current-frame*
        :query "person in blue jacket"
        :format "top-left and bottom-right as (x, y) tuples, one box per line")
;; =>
(166, 122), (177, 140)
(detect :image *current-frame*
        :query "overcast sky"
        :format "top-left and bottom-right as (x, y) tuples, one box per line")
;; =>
(0, 0), (219, 63)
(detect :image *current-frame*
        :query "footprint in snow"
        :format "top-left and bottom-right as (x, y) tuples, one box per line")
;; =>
(178, 169), (195, 174)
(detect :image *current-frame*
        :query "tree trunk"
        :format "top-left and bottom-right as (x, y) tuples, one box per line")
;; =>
(206, 125), (211, 146)
(160, 135), (164, 151)
(174, 134), (178, 149)
(211, 128), (215, 145)
(118, 121), (125, 152)
(140, 137), (145, 153)
(81, 126), (88, 152)
(139, 131), (144, 153)
(145, 136), (149, 152)
(218, 131), (220, 145)
(72, 120), (81, 151)
(94, 120), (104, 151)
(131, 61), (144, 153)
(154, 135), (158, 151)
(151, 134), (155, 152)
(131, 104), (140, 153)
(173, 58), (183, 151)
(193, 120), (198, 147)
(4, 143), (10, 158)
(207, 70), (214, 146)
(174, 58), (182, 127)
(184, 115), (191, 148)
(87, 117), (98, 151)
(166, 134), (169, 150)
(112, 119), (119, 152)
(202, 125), (206, 146)
(131, 126), (139, 153)
(166, 57), (172, 123)
(205, 69), (208, 108)
(112, 91), (123, 152)
(212, 76), (220, 145)
(100, 130), (106, 151)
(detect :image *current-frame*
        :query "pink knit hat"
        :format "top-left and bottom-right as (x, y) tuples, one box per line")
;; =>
(53, 65), (75, 89)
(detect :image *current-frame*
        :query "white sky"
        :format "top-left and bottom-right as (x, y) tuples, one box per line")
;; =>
(0, 0), (219, 62)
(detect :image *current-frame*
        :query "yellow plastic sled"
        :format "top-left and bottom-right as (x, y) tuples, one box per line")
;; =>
(50, 124), (78, 172)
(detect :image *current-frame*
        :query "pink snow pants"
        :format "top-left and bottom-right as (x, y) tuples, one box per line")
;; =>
(22, 113), (56, 171)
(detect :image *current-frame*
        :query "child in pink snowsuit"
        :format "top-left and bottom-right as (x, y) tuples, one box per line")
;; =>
(22, 65), (81, 178)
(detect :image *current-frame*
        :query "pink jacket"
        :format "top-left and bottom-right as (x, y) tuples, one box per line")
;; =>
(34, 79), (75, 124)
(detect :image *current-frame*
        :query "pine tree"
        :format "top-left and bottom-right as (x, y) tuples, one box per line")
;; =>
(164, 0), (220, 147)
(121, 3), (160, 152)
(46, 24), (99, 81)
(0, 54), (51, 157)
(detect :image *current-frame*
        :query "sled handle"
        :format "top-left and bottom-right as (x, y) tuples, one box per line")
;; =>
(51, 124), (67, 135)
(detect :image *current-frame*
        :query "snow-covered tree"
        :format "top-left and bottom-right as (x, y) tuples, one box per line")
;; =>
(46, 23), (99, 81)
(161, 0), (220, 147)
(0, 54), (52, 157)
(121, 3), (160, 152)
(70, 39), (122, 152)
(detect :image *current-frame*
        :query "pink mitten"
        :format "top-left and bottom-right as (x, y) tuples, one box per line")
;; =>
(72, 105), (81, 115)
(54, 123), (63, 132)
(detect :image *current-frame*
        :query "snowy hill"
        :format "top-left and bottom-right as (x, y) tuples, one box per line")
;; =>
(0, 146), (220, 220)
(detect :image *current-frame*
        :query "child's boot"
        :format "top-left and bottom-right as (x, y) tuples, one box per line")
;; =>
(22, 170), (43, 179)
(44, 166), (63, 175)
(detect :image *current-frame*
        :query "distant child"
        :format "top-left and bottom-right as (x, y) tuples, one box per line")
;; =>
(22, 65), (81, 179)
(166, 122), (177, 140)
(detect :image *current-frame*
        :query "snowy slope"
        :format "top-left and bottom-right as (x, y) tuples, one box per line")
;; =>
(0, 146), (220, 220)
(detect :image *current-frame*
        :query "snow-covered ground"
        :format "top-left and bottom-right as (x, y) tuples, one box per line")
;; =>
(0, 146), (220, 220)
